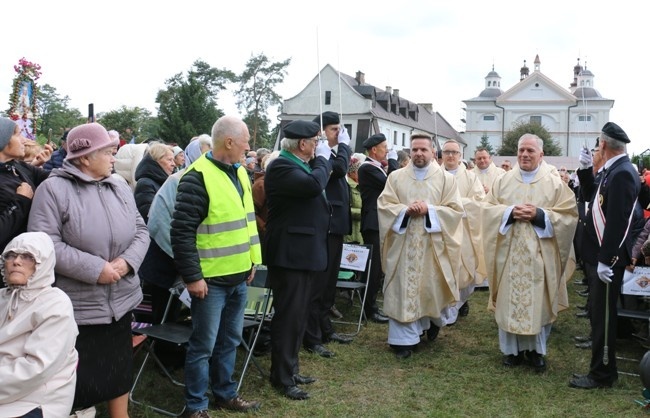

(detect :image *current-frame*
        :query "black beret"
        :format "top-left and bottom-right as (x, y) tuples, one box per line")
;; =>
(362, 133), (386, 149)
(312, 111), (340, 127)
(602, 122), (630, 143)
(283, 120), (320, 140)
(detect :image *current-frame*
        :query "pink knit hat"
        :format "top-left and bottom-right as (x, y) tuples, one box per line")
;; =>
(65, 123), (119, 160)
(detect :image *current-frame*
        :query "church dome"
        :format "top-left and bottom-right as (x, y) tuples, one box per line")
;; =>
(478, 88), (503, 98)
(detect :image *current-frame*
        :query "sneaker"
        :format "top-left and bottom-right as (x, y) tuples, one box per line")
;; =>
(214, 396), (261, 412)
(184, 410), (210, 418)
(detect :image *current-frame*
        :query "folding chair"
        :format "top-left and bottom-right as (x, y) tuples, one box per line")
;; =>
(130, 281), (192, 417)
(334, 243), (373, 336)
(237, 266), (273, 392)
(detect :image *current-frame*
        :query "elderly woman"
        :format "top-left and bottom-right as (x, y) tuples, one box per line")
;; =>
(0, 117), (50, 253)
(172, 145), (185, 172)
(0, 232), (78, 418)
(28, 123), (149, 417)
(134, 143), (175, 222)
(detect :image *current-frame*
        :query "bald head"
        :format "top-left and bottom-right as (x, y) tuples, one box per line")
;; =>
(211, 115), (250, 164)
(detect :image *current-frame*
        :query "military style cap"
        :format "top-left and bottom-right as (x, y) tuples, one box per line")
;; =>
(312, 111), (340, 127)
(283, 120), (320, 139)
(602, 122), (630, 143)
(362, 133), (387, 149)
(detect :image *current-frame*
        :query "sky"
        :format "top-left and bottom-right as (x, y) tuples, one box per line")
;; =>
(1, 0), (648, 156)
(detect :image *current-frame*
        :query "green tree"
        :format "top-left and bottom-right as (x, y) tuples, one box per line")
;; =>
(476, 133), (494, 155)
(498, 120), (563, 156)
(99, 106), (155, 143)
(235, 54), (290, 149)
(35, 84), (84, 144)
(156, 60), (235, 147)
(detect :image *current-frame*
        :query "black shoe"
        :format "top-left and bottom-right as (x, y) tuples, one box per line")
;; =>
(305, 344), (335, 358)
(367, 312), (389, 323)
(575, 341), (592, 349)
(577, 289), (589, 297)
(572, 373), (587, 378)
(325, 332), (353, 344)
(395, 348), (413, 359)
(277, 384), (310, 400)
(502, 353), (523, 367)
(576, 305), (587, 310)
(458, 301), (470, 317)
(526, 350), (546, 372)
(293, 374), (317, 385)
(575, 310), (589, 318)
(573, 279), (588, 286)
(574, 335), (591, 342)
(569, 375), (613, 389)
(426, 323), (440, 341)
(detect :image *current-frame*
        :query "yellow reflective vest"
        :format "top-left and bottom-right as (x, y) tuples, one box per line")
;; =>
(190, 155), (261, 277)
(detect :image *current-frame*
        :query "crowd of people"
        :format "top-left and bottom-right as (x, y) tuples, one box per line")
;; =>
(1, 112), (650, 417)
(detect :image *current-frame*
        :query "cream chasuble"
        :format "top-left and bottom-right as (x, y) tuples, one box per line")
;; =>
(482, 160), (577, 335)
(472, 162), (505, 191)
(378, 162), (464, 323)
(449, 163), (487, 288)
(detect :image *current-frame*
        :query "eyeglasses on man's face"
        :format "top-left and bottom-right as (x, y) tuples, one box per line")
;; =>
(2, 251), (36, 264)
(442, 150), (460, 156)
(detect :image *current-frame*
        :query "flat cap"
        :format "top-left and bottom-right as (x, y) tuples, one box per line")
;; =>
(283, 120), (320, 140)
(362, 133), (387, 149)
(312, 111), (340, 127)
(602, 122), (630, 143)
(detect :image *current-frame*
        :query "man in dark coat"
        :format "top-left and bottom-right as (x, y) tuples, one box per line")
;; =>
(264, 120), (332, 400)
(357, 133), (399, 323)
(570, 122), (642, 389)
(302, 112), (353, 358)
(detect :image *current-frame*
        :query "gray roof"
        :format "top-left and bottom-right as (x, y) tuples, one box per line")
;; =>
(573, 87), (602, 99)
(486, 70), (500, 78)
(478, 88), (503, 98)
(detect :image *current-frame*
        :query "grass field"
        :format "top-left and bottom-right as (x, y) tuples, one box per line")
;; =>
(121, 270), (650, 418)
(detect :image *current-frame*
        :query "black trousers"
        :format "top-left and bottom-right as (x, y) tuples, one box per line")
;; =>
(361, 230), (382, 315)
(303, 234), (344, 346)
(269, 266), (314, 387)
(588, 265), (623, 384)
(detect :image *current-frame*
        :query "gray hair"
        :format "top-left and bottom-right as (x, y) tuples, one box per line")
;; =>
(600, 132), (626, 152)
(197, 134), (212, 149)
(280, 137), (301, 152)
(518, 134), (543, 150)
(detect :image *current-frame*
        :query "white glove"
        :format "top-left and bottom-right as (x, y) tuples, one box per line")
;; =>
(315, 140), (331, 160)
(387, 149), (398, 161)
(597, 262), (613, 284)
(578, 147), (593, 170)
(337, 126), (350, 146)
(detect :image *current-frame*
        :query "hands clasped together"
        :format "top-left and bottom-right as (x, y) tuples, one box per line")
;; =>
(512, 203), (538, 222)
(406, 200), (429, 217)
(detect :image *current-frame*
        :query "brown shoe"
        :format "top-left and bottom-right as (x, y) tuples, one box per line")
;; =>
(214, 396), (261, 412)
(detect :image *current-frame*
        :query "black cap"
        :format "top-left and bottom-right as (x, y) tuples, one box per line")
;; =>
(602, 122), (630, 143)
(312, 111), (340, 127)
(362, 133), (386, 149)
(283, 120), (320, 139)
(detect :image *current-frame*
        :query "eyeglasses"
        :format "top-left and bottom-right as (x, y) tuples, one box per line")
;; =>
(501, 165), (511, 168)
(2, 251), (36, 264)
(442, 150), (460, 156)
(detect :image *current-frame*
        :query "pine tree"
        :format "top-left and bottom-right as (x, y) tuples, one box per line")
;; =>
(476, 133), (494, 155)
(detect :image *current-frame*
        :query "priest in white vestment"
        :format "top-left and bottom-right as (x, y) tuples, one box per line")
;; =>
(472, 148), (505, 194)
(440, 140), (486, 324)
(378, 133), (464, 359)
(482, 134), (577, 371)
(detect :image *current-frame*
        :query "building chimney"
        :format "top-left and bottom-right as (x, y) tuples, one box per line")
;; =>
(394, 89), (400, 97)
(385, 86), (392, 94)
(419, 103), (433, 112)
(355, 71), (365, 85)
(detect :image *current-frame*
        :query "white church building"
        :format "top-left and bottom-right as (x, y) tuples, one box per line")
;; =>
(461, 55), (613, 158)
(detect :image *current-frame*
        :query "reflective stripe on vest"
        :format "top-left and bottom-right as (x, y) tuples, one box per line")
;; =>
(189, 155), (262, 276)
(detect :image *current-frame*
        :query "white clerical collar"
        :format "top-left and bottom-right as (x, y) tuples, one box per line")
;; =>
(446, 167), (458, 175)
(480, 167), (489, 174)
(603, 153), (626, 171)
(520, 165), (540, 184)
(413, 164), (429, 181)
